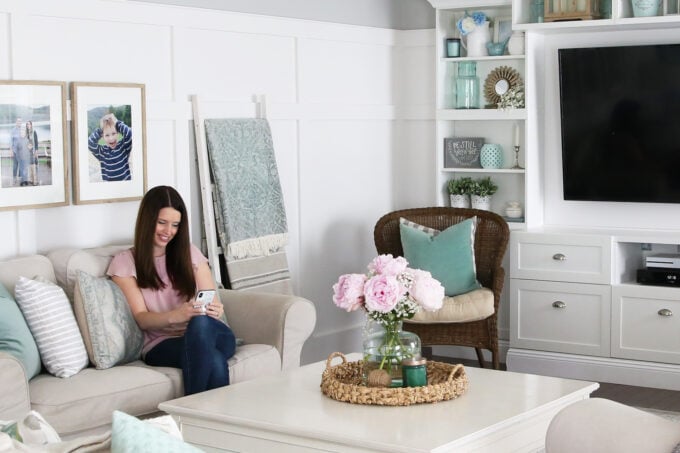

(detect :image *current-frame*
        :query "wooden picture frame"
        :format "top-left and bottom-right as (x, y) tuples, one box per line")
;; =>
(0, 80), (69, 210)
(493, 16), (513, 43)
(71, 82), (147, 204)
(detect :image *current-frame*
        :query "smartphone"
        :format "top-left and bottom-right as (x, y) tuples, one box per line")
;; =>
(195, 289), (216, 313)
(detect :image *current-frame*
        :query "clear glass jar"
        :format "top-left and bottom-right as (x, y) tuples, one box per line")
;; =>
(362, 319), (421, 387)
(455, 61), (480, 109)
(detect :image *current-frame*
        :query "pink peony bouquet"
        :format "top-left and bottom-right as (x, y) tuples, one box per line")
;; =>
(332, 254), (445, 325)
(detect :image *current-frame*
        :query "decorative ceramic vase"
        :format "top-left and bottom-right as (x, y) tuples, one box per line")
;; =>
(480, 144), (504, 169)
(462, 21), (490, 57)
(455, 61), (480, 109)
(471, 194), (492, 211)
(450, 193), (471, 208)
(505, 201), (523, 218)
(631, 0), (661, 16)
(507, 31), (525, 56)
(362, 319), (421, 388)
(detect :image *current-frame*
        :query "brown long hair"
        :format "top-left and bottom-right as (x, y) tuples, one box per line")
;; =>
(133, 185), (195, 299)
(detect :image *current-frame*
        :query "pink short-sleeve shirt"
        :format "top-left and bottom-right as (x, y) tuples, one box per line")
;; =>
(107, 244), (209, 354)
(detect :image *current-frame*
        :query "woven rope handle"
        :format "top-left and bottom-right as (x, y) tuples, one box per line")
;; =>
(447, 364), (464, 383)
(325, 351), (347, 370)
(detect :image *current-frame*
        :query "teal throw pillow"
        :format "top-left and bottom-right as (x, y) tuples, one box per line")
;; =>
(111, 411), (203, 453)
(399, 217), (481, 297)
(0, 282), (41, 379)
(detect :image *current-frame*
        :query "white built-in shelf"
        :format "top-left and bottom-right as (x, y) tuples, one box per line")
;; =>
(437, 108), (526, 120)
(442, 167), (526, 174)
(441, 55), (526, 63)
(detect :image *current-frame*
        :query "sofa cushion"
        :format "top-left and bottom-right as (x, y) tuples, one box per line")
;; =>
(399, 217), (481, 296)
(407, 287), (494, 323)
(48, 245), (131, 302)
(0, 255), (56, 296)
(14, 276), (88, 378)
(29, 364), (180, 436)
(73, 271), (143, 369)
(0, 282), (41, 379)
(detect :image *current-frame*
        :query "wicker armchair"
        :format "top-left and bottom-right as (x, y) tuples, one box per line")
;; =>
(374, 207), (510, 369)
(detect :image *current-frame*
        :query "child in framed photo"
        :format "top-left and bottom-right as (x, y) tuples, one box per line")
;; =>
(87, 111), (132, 182)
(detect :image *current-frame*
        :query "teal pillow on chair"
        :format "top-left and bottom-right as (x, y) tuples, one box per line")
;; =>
(111, 411), (202, 453)
(399, 217), (481, 297)
(0, 282), (41, 379)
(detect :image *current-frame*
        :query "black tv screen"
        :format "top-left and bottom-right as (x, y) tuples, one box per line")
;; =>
(559, 44), (680, 203)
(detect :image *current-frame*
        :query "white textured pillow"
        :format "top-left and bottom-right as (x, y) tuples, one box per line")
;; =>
(74, 271), (143, 369)
(14, 276), (88, 378)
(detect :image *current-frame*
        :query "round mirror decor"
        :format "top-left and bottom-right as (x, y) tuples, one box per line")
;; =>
(484, 66), (522, 108)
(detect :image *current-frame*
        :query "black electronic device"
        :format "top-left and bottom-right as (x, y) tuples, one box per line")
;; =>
(558, 44), (680, 204)
(636, 268), (680, 287)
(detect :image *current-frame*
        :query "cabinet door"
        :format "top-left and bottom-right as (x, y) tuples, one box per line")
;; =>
(612, 285), (680, 364)
(510, 279), (611, 356)
(510, 232), (612, 284)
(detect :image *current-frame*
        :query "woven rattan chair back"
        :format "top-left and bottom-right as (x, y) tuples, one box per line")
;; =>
(373, 207), (509, 369)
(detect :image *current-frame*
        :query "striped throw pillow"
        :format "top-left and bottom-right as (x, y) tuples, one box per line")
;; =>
(14, 276), (88, 378)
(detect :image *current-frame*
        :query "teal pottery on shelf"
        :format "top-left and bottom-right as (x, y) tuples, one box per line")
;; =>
(631, 0), (661, 16)
(362, 319), (421, 388)
(486, 38), (509, 56)
(480, 143), (504, 169)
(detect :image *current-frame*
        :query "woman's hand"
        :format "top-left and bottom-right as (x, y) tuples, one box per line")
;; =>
(168, 301), (204, 325)
(204, 300), (225, 320)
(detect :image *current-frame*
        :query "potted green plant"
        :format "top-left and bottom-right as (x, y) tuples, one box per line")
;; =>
(470, 176), (498, 210)
(447, 176), (474, 208)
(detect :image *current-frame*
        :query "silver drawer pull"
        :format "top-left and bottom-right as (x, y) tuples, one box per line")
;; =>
(658, 308), (673, 317)
(552, 301), (566, 309)
(553, 253), (567, 261)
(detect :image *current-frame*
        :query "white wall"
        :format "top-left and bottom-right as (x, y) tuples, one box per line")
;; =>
(0, 0), (436, 364)
(536, 28), (680, 231)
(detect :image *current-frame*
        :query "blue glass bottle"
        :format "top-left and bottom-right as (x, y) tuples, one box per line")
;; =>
(455, 61), (480, 109)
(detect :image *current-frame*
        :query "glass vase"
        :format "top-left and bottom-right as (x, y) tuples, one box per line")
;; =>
(455, 61), (480, 109)
(362, 318), (421, 387)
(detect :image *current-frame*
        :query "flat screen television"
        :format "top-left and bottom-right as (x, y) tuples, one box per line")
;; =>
(558, 44), (680, 203)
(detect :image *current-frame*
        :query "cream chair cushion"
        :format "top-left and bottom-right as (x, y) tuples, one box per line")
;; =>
(408, 287), (494, 323)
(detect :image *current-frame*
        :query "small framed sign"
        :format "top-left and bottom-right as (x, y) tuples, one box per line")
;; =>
(444, 137), (483, 168)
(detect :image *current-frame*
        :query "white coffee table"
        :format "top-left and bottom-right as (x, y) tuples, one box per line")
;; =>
(159, 353), (598, 452)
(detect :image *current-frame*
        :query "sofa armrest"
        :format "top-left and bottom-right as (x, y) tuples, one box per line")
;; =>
(0, 352), (31, 421)
(219, 289), (316, 370)
(545, 398), (680, 453)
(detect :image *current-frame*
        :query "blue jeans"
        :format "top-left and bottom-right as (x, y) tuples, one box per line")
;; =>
(144, 316), (236, 395)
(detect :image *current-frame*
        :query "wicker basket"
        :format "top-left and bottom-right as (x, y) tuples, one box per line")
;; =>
(320, 352), (468, 406)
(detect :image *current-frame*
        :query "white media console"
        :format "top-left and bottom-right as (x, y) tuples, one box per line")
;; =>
(507, 227), (680, 391)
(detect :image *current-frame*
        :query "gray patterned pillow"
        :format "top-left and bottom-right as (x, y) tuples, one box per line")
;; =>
(74, 271), (143, 369)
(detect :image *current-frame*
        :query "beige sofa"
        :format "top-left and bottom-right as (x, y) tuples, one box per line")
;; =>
(0, 245), (316, 439)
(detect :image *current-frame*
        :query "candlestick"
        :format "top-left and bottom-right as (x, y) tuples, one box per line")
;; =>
(513, 123), (520, 147)
(512, 145), (524, 170)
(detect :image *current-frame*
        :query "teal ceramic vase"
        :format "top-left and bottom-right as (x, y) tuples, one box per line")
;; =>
(480, 144), (504, 169)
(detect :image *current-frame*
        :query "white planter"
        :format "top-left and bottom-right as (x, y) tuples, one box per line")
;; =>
(471, 194), (491, 211)
(450, 194), (470, 208)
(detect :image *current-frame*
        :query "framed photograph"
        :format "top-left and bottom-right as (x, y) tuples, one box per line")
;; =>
(444, 137), (483, 168)
(493, 16), (513, 44)
(71, 82), (147, 204)
(0, 80), (68, 210)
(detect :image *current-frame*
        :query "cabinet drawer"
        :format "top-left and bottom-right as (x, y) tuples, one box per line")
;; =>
(612, 285), (680, 364)
(510, 279), (611, 356)
(511, 232), (612, 284)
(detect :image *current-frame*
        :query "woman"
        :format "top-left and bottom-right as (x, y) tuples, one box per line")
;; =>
(107, 185), (235, 395)
(26, 121), (39, 185)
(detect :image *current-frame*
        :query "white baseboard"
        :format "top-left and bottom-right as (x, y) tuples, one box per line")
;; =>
(507, 348), (680, 391)
(430, 340), (510, 364)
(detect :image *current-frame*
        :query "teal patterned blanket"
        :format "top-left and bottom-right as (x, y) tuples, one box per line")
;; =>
(204, 118), (292, 294)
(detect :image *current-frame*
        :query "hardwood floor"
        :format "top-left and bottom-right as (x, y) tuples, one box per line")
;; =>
(434, 355), (680, 412)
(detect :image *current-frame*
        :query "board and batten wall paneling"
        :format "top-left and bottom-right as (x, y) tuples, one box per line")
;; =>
(0, 0), (437, 365)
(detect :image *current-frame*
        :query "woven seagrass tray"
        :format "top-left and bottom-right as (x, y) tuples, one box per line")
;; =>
(320, 352), (468, 406)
